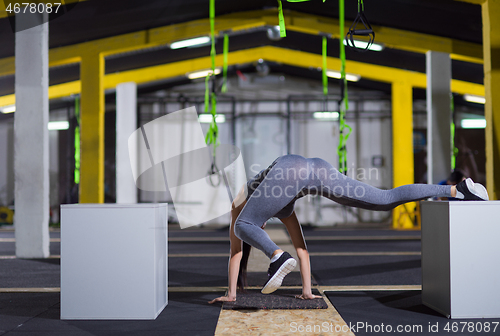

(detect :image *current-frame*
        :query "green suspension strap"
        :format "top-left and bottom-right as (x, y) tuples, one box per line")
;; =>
(205, 0), (219, 157)
(451, 94), (458, 170)
(74, 95), (81, 184)
(277, 0), (327, 38)
(338, 0), (352, 174)
(322, 36), (328, 97)
(277, 0), (286, 37)
(222, 34), (229, 93)
(205, 0), (221, 186)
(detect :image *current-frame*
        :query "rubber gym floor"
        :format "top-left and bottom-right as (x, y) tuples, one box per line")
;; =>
(1, 223), (499, 336)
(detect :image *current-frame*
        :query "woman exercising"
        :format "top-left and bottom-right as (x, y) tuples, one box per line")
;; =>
(209, 154), (489, 303)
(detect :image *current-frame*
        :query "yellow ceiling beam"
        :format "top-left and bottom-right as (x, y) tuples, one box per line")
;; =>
(102, 46), (430, 89)
(0, 79), (80, 107)
(456, 0), (485, 4)
(0, 8), (483, 78)
(0, 46), (483, 108)
(0, 31), (148, 77)
(106, 45), (480, 97)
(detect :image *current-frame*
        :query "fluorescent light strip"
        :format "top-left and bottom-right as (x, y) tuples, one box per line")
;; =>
(0, 105), (15, 113)
(170, 36), (211, 49)
(326, 70), (361, 82)
(199, 114), (226, 123)
(463, 94), (486, 104)
(313, 112), (339, 120)
(343, 39), (384, 52)
(187, 68), (221, 80)
(461, 119), (486, 129)
(48, 121), (70, 130)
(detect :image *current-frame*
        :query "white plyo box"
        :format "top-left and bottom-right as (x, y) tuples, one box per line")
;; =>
(60, 203), (168, 320)
(421, 201), (500, 318)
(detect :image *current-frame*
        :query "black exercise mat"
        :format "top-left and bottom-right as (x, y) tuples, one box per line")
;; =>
(311, 255), (421, 286)
(169, 256), (228, 287)
(307, 239), (421, 252)
(0, 292), (221, 336)
(223, 289), (327, 310)
(327, 291), (500, 336)
(0, 258), (61, 288)
(247, 272), (317, 287)
(168, 230), (229, 238)
(302, 227), (421, 238)
(169, 241), (229, 254)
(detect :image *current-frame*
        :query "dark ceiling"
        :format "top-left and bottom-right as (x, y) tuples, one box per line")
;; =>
(0, 0), (485, 104)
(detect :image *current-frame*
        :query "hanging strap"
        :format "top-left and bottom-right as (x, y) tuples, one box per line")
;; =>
(74, 95), (81, 184)
(205, 0), (218, 152)
(338, 0), (352, 174)
(204, 0), (221, 187)
(345, 0), (375, 52)
(277, 0), (286, 37)
(222, 34), (229, 93)
(322, 36), (328, 97)
(451, 94), (458, 170)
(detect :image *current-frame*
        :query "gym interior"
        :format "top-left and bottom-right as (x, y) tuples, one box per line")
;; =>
(1, 0), (499, 335)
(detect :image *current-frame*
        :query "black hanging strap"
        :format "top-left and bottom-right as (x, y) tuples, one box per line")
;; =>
(345, 0), (375, 52)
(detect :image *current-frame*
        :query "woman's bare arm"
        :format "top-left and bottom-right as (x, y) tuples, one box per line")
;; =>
(209, 186), (247, 303)
(280, 211), (321, 299)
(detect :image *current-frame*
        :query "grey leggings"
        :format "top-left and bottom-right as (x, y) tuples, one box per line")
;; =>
(234, 154), (451, 258)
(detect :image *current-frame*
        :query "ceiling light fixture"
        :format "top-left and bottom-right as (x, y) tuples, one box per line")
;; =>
(313, 112), (339, 120)
(170, 36), (211, 49)
(0, 105), (16, 113)
(343, 39), (384, 52)
(326, 70), (361, 82)
(187, 68), (221, 80)
(463, 94), (486, 104)
(198, 114), (226, 123)
(461, 119), (486, 129)
(48, 121), (70, 130)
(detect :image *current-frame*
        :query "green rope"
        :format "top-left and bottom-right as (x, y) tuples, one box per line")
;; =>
(222, 34), (229, 93)
(204, 75), (210, 113)
(337, 0), (352, 174)
(358, 0), (364, 12)
(277, 0), (286, 37)
(322, 36), (328, 96)
(74, 95), (80, 184)
(209, 0), (215, 73)
(205, 0), (219, 157)
(451, 94), (458, 170)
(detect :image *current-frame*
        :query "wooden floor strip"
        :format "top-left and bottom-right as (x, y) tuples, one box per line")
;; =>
(309, 251), (421, 256)
(0, 238), (60, 243)
(170, 253), (228, 257)
(168, 235), (420, 242)
(0, 288), (61, 293)
(305, 235), (420, 241)
(0, 252), (419, 259)
(319, 285), (421, 292)
(0, 285), (421, 294)
(214, 291), (355, 336)
(0, 255), (61, 259)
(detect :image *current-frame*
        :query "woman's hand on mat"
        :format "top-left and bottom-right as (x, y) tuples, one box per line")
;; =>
(295, 293), (322, 300)
(208, 295), (236, 304)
